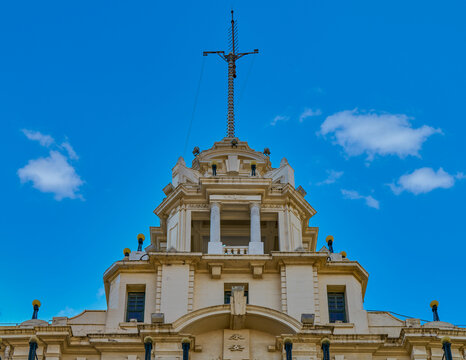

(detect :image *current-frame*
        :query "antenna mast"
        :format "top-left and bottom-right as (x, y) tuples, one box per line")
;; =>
(204, 10), (259, 138)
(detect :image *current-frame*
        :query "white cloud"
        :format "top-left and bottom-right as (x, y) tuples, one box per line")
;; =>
(96, 287), (105, 298)
(389, 167), (463, 195)
(18, 151), (84, 200)
(21, 129), (55, 147)
(320, 110), (442, 160)
(270, 115), (289, 126)
(341, 189), (380, 209)
(317, 170), (344, 185)
(19, 130), (83, 200)
(61, 141), (79, 160)
(299, 108), (322, 122)
(56, 306), (80, 318)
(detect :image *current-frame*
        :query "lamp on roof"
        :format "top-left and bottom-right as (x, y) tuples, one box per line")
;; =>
(326, 235), (334, 253)
(283, 338), (292, 360)
(28, 336), (38, 360)
(137, 233), (145, 251)
(144, 336), (153, 360)
(181, 338), (191, 360)
(441, 336), (453, 360)
(32, 299), (41, 319)
(321, 338), (331, 360)
(123, 248), (131, 258)
(341, 251), (347, 259)
(430, 300), (440, 321)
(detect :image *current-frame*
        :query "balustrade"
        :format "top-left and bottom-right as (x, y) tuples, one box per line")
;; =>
(223, 246), (249, 255)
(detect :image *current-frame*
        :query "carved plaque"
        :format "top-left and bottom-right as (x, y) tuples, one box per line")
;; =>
(223, 329), (250, 360)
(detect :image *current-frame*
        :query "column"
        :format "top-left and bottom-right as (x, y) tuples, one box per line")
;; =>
(248, 202), (264, 254)
(208, 202), (223, 254)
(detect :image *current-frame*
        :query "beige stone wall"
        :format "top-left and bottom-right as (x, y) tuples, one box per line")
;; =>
(193, 273), (281, 311)
(278, 207), (303, 251)
(190, 329), (281, 360)
(161, 264), (191, 323)
(318, 273), (369, 333)
(106, 272), (157, 330)
(284, 264), (316, 321)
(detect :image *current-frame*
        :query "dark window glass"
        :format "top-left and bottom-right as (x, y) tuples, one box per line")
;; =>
(224, 290), (249, 304)
(126, 292), (145, 322)
(328, 292), (346, 323)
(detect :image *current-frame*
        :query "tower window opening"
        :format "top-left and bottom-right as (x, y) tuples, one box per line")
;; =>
(327, 292), (347, 323)
(212, 163), (217, 176)
(251, 163), (256, 176)
(224, 283), (249, 304)
(126, 292), (145, 322)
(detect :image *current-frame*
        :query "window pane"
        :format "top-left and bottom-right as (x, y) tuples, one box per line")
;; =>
(224, 290), (249, 304)
(328, 292), (346, 323)
(224, 291), (232, 304)
(126, 292), (145, 322)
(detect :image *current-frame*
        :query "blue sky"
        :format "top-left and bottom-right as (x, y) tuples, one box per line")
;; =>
(1, 0), (465, 325)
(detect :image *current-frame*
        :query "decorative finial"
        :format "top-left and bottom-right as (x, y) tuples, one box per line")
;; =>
(137, 233), (145, 251)
(263, 148), (271, 156)
(203, 11), (259, 138)
(192, 146), (200, 156)
(326, 235), (334, 253)
(32, 299), (41, 319)
(430, 300), (440, 321)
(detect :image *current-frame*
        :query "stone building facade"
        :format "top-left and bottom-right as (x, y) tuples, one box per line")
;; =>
(1, 137), (465, 359)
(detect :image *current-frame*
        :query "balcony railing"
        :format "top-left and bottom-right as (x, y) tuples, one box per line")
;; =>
(223, 246), (249, 255)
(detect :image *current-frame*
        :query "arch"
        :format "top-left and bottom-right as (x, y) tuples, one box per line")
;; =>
(173, 304), (302, 336)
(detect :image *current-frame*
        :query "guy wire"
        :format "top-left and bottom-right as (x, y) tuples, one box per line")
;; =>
(183, 56), (206, 157)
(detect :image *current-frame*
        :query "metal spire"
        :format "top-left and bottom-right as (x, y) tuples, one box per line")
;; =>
(204, 10), (259, 138)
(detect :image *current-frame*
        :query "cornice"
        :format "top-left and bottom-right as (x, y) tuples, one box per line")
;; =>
(102, 259), (155, 283)
(318, 260), (369, 296)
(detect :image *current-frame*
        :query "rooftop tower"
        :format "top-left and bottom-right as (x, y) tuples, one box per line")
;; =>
(1, 10), (464, 360)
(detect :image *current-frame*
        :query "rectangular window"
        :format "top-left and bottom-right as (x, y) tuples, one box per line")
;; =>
(126, 292), (145, 322)
(224, 283), (249, 304)
(328, 292), (347, 323)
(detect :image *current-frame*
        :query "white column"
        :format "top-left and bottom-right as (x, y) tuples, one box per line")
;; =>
(208, 202), (223, 254)
(250, 203), (261, 242)
(249, 202), (264, 254)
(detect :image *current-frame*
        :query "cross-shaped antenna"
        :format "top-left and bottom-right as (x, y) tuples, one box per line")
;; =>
(204, 10), (259, 138)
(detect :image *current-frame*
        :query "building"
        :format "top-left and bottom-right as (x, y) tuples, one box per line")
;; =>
(1, 12), (465, 360)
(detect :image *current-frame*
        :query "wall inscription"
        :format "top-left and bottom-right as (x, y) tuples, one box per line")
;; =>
(223, 329), (250, 360)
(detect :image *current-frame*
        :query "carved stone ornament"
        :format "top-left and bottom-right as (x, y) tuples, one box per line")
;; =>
(229, 344), (245, 351)
(229, 334), (245, 341)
